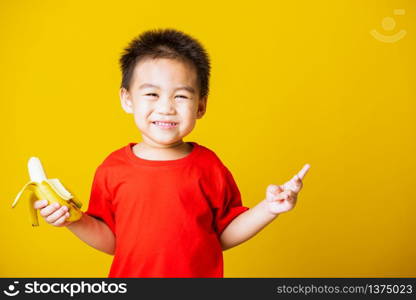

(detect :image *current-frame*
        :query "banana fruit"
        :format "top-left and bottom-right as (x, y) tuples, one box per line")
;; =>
(12, 157), (83, 226)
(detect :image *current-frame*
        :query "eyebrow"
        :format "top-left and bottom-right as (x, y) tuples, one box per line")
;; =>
(138, 83), (195, 94)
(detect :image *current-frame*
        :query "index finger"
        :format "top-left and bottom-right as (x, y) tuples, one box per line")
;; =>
(297, 164), (310, 180)
(34, 199), (48, 209)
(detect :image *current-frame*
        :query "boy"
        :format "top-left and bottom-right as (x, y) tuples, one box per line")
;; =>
(34, 28), (310, 277)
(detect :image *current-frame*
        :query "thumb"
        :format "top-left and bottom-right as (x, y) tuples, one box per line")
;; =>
(266, 184), (284, 197)
(276, 185), (284, 193)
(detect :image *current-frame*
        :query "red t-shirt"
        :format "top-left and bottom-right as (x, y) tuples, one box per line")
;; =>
(84, 142), (249, 278)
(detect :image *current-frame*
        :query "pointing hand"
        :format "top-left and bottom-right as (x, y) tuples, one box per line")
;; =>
(265, 164), (310, 215)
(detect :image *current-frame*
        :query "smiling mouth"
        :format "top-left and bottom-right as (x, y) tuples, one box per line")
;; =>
(152, 121), (178, 128)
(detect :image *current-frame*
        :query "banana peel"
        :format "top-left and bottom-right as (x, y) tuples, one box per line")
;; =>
(12, 157), (83, 226)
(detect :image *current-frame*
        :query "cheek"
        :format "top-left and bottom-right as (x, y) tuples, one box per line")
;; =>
(180, 109), (197, 126)
(180, 107), (198, 132)
(132, 102), (152, 125)
(180, 103), (199, 119)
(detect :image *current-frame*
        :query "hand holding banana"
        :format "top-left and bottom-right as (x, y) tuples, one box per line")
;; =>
(12, 157), (83, 227)
(265, 164), (310, 215)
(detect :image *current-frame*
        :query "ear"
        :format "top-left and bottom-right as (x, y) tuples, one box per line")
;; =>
(196, 96), (207, 119)
(120, 87), (133, 114)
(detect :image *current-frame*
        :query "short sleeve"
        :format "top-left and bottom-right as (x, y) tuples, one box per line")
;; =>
(84, 164), (116, 235)
(213, 165), (250, 237)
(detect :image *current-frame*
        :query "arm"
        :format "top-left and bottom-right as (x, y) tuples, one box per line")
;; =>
(220, 164), (310, 251)
(34, 199), (116, 255)
(220, 199), (277, 250)
(67, 212), (115, 255)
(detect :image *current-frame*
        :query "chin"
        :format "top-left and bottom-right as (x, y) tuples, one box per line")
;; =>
(150, 137), (184, 147)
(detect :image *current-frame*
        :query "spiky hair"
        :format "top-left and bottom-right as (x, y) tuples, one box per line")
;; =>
(119, 28), (210, 99)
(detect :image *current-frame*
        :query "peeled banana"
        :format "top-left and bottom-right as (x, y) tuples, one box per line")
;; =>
(12, 157), (83, 226)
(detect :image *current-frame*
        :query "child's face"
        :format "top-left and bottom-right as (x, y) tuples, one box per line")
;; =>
(120, 58), (206, 148)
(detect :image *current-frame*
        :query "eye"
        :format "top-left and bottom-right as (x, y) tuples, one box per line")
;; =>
(145, 93), (158, 97)
(175, 95), (188, 99)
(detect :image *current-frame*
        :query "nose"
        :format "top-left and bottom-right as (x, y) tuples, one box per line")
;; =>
(156, 95), (176, 115)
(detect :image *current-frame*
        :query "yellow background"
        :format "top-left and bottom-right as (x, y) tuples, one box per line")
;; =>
(1, 0), (415, 277)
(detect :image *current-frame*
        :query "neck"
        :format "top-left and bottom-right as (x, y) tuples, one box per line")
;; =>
(134, 139), (193, 160)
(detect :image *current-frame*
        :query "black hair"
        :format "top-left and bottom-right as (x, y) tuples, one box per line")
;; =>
(119, 28), (210, 99)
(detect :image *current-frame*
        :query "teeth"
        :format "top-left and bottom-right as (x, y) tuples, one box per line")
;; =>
(153, 122), (177, 126)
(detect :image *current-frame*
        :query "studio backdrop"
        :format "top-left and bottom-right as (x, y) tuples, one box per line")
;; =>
(1, 0), (415, 277)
